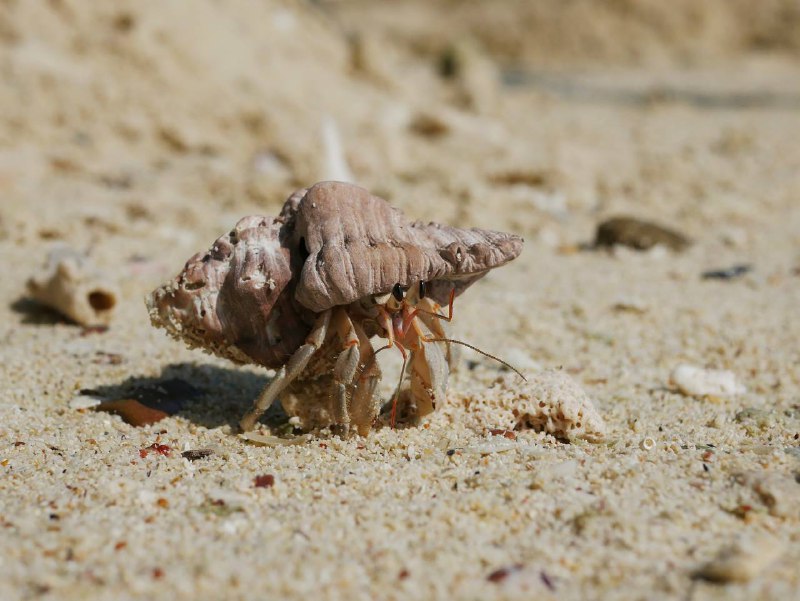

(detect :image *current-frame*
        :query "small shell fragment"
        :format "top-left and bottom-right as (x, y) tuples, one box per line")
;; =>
(670, 364), (745, 397)
(27, 246), (119, 326)
(640, 437), (656, 451)
(69, 394), (102, 410)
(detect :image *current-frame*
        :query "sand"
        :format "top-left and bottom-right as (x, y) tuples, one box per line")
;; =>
(1, 1), (799, 599)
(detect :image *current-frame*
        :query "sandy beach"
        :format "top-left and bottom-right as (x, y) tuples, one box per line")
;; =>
(1, 2), (799, 599)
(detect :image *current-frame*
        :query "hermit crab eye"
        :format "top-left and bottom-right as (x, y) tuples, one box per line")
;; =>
(418, 281), (427, 299)
(392, 283), (405, 302)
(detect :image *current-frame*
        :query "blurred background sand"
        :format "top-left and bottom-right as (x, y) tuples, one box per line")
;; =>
(1, 2), (799, 599)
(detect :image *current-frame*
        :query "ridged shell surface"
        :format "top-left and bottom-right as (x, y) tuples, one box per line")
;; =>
(146, 215), (312, 368)
(292, 181), (524, 312)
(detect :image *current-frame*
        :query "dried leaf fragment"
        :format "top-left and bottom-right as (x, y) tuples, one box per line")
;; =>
(96, 399), (169, 427)
(93, 378), (198, 426)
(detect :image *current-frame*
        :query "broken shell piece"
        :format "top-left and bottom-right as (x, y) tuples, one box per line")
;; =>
(469, 369), (606, 442)
(69, 394), (102, 410)
(670, 364), (745, 397)
(27, 246), (119, 326)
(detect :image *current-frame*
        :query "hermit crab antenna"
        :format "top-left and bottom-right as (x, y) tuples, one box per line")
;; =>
(372, 344), (392, 357)
(423, 337), (527, 381)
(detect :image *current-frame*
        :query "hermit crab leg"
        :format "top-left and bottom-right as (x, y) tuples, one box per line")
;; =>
(348, 322), (382, 436)
(376, 306), (396, 349)
(331, 308), (363, 428)
(415, 288), (456, 323)
(239, 310), (332, 432)
(407, 318), (448, 417)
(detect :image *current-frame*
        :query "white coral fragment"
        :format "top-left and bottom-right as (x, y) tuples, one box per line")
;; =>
(27, 246), (119, 326)
(670, 364), (745, 397)
(469, 369), (606, 442)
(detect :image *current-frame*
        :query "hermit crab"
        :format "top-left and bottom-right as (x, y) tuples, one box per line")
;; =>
(147, 181), (523, 435)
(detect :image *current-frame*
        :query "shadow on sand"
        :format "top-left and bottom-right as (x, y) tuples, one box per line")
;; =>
(10, 296), (72, 325)
(86, 361), (420, 433)
(82, 362), (293, 430)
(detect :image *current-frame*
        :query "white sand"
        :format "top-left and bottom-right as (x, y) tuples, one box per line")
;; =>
(1, 2), (799, 599)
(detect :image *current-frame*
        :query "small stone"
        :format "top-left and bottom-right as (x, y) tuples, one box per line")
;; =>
(695, 535), (783, 583)
(595, 217), (690, 251)
(670, 364), (745, 397)
(181, 449), (214, 461)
